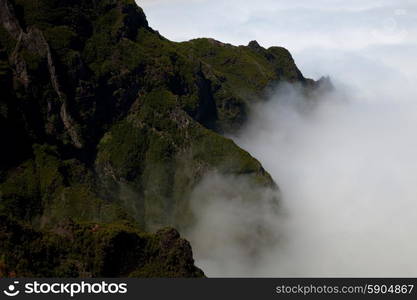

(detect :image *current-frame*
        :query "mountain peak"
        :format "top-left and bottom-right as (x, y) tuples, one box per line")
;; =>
(248, 40), (263, 50)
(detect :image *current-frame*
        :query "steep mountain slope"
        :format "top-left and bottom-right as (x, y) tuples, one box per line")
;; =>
(0, 0), (320, 276)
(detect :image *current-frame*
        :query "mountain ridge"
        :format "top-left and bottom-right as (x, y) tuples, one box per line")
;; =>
(0, 0), (323, 277)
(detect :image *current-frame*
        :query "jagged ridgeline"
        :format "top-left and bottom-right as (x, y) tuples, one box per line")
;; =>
(0, 0), (318, 277)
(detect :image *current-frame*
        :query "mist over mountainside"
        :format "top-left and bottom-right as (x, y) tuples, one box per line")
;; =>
(0, 0), (324, 277)
(4, 0), (410, 278)
(144, 0), (417, 276)
(188, 81), (417, 277)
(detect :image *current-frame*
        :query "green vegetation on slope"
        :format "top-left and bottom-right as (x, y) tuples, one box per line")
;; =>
(0, 0), (321, 277)
(0, 215), (203, 277)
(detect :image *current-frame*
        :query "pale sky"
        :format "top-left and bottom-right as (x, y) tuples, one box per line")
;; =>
(138, 0), (415, 48)
(137, 0), (417, 81)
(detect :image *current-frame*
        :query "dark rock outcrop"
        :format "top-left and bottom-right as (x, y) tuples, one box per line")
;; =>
(0, 215), (203, 277)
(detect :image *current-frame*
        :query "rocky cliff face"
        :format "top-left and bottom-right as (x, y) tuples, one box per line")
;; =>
(0, 0), (319, 277)
(0, 215), (204, 277)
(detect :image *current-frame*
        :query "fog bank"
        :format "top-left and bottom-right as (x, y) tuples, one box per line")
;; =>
(187, 76), (417, 276)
